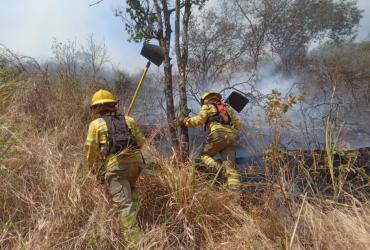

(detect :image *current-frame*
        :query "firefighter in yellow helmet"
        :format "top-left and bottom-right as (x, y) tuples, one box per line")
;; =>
(183, 92), (243, 193)
(85, 89), (145, 242)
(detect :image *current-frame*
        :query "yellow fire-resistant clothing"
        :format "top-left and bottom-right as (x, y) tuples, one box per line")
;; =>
(184, 104), (242, 192)
(85, 115), (145, 242)
(184, 104), (242, 133)
(85, 116), (145, 170)
(106, 163), (142, 242)
(201, 131), (240, 190)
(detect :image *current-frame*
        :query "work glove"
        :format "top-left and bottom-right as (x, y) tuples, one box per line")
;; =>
(183, 117), (190, 126)
(173, 117), (190, 127)
(181, 107), (191, 117)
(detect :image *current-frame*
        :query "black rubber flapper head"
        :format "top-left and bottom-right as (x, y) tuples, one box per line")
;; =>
(140, 43), (165, 66)
(225, 91), (249, 113)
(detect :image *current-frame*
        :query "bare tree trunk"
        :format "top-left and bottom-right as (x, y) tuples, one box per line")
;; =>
(178, 71), (189, 161)
(160, 0), (179, 152)
(175, 0), (191, 162)
(163, 51), (179, 151)
(122, 0), (201, 155)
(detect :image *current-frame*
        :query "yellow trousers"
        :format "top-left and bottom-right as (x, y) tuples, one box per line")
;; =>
(105, 162), (142, 241)
(201, 130), (240, 191)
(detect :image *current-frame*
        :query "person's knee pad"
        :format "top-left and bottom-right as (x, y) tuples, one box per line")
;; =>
(201, 155), (218, 168)
(227, 170), (240, 186)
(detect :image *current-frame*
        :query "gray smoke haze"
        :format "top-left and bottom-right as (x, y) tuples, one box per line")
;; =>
(191, 60), (370, 153)
(255, 64), (369, 150)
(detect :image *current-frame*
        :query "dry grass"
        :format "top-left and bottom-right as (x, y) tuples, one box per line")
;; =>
(0, 74), (369, 249)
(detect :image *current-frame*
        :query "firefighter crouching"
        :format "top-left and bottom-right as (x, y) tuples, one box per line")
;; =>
(183, 92), (243, 193)
(85, 89), (145, 242)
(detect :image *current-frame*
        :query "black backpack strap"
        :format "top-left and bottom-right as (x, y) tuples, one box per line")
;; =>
(119, 115), (138, 145)
(101, 115), (113, 156)
(101, 114), (138, 156)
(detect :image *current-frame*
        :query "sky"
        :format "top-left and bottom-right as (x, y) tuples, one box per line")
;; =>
(0, 0), (147, 73)
(0, 0), (369, 73)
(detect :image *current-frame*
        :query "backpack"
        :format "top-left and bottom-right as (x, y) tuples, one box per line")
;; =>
(102, 114), (138, 155)
(205, 103), (232, 130)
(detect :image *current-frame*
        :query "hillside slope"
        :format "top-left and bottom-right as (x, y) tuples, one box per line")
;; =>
(1, 74), (369, 249)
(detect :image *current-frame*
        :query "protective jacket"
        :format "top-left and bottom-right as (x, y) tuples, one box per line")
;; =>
(185, 103), (242, 133)
(85, 115), (145, 170)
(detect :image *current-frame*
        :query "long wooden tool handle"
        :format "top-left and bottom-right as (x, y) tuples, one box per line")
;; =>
(126, 61), (151, 115)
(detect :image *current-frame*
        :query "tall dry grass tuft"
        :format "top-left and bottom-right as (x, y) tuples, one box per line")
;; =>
(1, 75), (124, 249)
(301, 202), (370, 249)
(136, 155), (274, 249)
(0, 74), (369, 249)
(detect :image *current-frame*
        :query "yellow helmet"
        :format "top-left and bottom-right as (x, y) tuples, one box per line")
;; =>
(201, 92), (222, 105)
(90, 89), (117, 107)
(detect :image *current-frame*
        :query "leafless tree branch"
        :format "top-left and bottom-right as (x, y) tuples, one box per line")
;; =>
(89, 0), (104, 7)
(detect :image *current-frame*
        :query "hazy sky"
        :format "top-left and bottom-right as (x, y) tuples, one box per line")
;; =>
(0, 0), (369, 73)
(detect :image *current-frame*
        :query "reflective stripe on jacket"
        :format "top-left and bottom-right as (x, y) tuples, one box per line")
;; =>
(85, 115), (145, 170)
(185, 104), (242, 132)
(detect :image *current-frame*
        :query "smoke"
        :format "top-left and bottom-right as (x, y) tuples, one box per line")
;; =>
(254, 63), (301, 96)
(146, 59), (370, 155)
(135, 57), (370, 162)
(223, 60), (370, 153)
